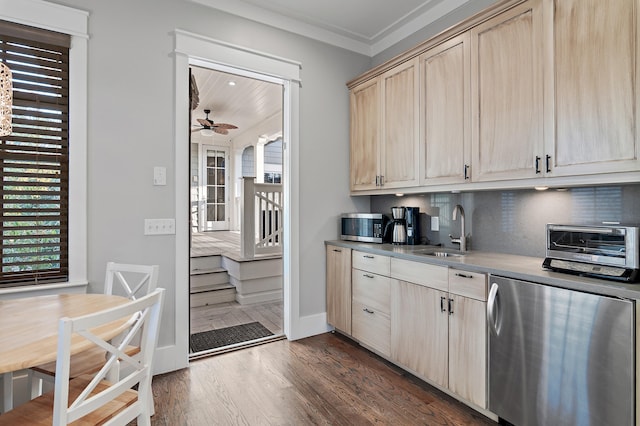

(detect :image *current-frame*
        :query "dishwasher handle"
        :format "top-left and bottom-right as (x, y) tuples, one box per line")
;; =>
(487, 282), (501, 336)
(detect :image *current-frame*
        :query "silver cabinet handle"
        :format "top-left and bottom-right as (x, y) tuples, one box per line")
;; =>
(363, 308), (374, 314)
(487, 282), (500, 336)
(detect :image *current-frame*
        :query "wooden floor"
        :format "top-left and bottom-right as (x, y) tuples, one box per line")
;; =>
(149, 333), (496, 425)
(190, 300), (283, 335)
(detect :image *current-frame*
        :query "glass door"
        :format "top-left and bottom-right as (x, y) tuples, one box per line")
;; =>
(200, 145), (229, 231)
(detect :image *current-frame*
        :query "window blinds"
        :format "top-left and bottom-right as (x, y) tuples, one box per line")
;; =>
(0, 21), (70, 286)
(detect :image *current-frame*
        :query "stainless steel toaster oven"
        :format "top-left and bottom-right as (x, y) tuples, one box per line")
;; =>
(543, 224), (639, 282)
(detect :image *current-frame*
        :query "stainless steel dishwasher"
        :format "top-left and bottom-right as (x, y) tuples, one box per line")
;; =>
(487, 275), (635, 426)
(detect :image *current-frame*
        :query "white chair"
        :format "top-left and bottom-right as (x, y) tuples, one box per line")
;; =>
(29, 263), (159, 396)
(0, 288), (164, 425)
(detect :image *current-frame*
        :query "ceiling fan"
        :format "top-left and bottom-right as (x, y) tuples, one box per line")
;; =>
(192, 109), (238, 135)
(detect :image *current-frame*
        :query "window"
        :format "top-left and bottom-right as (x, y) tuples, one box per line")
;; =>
(0, 21), (70, 286)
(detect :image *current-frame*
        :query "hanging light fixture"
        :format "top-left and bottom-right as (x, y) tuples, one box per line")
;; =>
(0, 63), (12, 137)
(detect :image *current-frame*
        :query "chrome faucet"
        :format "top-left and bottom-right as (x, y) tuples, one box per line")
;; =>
(449, 204), (466, 252)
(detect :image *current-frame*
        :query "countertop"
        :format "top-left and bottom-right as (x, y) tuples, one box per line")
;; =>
(326, 240), (640, 300)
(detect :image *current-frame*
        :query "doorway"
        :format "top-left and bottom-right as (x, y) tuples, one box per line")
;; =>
(188, 65), (285, 357)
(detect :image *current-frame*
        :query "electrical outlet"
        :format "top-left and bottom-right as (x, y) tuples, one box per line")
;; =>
(144, 218), (175, 235)
(431, 216), (440, 231)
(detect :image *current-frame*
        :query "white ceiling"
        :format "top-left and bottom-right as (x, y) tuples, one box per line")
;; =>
(190, 66), (282, 143)
(189, 0), (472, 56)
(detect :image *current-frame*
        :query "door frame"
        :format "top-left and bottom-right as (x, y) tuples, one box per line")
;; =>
(168, 30), (301, 372)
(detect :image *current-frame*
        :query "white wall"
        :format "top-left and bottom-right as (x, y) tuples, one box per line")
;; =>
(43, 0), (371, 361)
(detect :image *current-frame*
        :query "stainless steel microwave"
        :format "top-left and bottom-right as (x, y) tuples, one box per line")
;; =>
(340, 213), (386, 243)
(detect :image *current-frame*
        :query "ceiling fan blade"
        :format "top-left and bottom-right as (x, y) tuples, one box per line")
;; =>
(212, 123), (238, 130)
(213, 127), (229, 135)
(197, 118), (214, 127)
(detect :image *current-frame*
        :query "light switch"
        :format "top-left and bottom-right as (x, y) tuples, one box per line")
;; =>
(153, 166), (166, 186)
(144, 218), (175, 235)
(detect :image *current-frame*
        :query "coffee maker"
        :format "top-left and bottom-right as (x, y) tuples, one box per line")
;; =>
(387, 207), (407, 244)
(405, 207), (420, 245)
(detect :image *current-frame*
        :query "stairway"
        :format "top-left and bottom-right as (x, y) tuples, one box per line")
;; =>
(190, 255), (235, 307)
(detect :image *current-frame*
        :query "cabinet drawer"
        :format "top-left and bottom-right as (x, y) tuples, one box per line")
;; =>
(352, 250), (390, 276)
(352, 270), (391, 314)
(390, 258), (448, 292)
(448, 269), (487, 301)
(352, 300), (391, 357)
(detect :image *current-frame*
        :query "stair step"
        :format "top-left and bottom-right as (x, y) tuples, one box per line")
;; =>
(190, 287), (236, 307)
(191, 255), (222, 271)
(190, 283), (235, 294)
(191, 270), (230, 289)
(190, 266), (226, 276)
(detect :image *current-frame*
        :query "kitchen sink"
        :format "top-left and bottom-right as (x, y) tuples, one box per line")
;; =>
(424, 251), (465, 257)
(410, 248), (466, 257)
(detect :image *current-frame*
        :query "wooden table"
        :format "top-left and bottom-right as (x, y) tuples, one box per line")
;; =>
(0, 293), (130, 411)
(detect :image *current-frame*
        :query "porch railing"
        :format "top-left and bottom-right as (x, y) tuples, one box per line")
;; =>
(241, 177), (283, 259)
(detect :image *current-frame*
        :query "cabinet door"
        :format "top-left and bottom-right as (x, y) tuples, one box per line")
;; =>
(448, 294), (486, 409)
(381, 58), (420, 188)
(350, 78), (380, 191)
(420, 33), (471, 185)
(391, 281), (448, 389)
(326, 245), (352, 334)
(544, 0), (640, 176)
(471, 0), (543, 182)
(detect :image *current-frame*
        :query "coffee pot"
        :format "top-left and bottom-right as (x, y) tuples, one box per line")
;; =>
(386, 206), (407, 244)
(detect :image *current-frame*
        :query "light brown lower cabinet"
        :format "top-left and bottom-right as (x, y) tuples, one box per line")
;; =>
(326, 244), (352, 334)
(327, 250), (487, 410)
(390, 265), (488, 409)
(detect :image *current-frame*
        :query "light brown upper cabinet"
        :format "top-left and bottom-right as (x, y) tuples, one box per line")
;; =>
(420, 33), (471, 185)
(470, 0), (544, 182)
(542, 0), (640, 176)
(350, 58), (419, 191)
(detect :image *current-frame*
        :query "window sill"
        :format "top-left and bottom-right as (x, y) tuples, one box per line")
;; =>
(0, 281), (88, 300)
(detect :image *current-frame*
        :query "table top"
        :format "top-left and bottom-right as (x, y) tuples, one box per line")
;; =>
(0, 293), (130, 374)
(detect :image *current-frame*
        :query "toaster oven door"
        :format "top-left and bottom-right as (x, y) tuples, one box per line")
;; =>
(546, 225), (630, 267)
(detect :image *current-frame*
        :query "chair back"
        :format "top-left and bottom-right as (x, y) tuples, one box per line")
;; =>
(104, 262), (159, 300)
(52, 288), (165, 426)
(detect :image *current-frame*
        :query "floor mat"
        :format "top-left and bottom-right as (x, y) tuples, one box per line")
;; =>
(190, 321), (274, 352)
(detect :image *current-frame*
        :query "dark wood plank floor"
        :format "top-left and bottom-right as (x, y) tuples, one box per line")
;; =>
(149, 332), (496, 425)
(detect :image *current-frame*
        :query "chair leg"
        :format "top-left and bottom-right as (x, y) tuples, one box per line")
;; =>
(2, 372), (13, 413)
(27, 370), (43, 399)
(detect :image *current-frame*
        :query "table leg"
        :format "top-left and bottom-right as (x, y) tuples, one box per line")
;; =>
(1, 372), (12, 412)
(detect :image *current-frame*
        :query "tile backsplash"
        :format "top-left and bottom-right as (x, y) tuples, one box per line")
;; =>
(370, 184), (640, 258)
